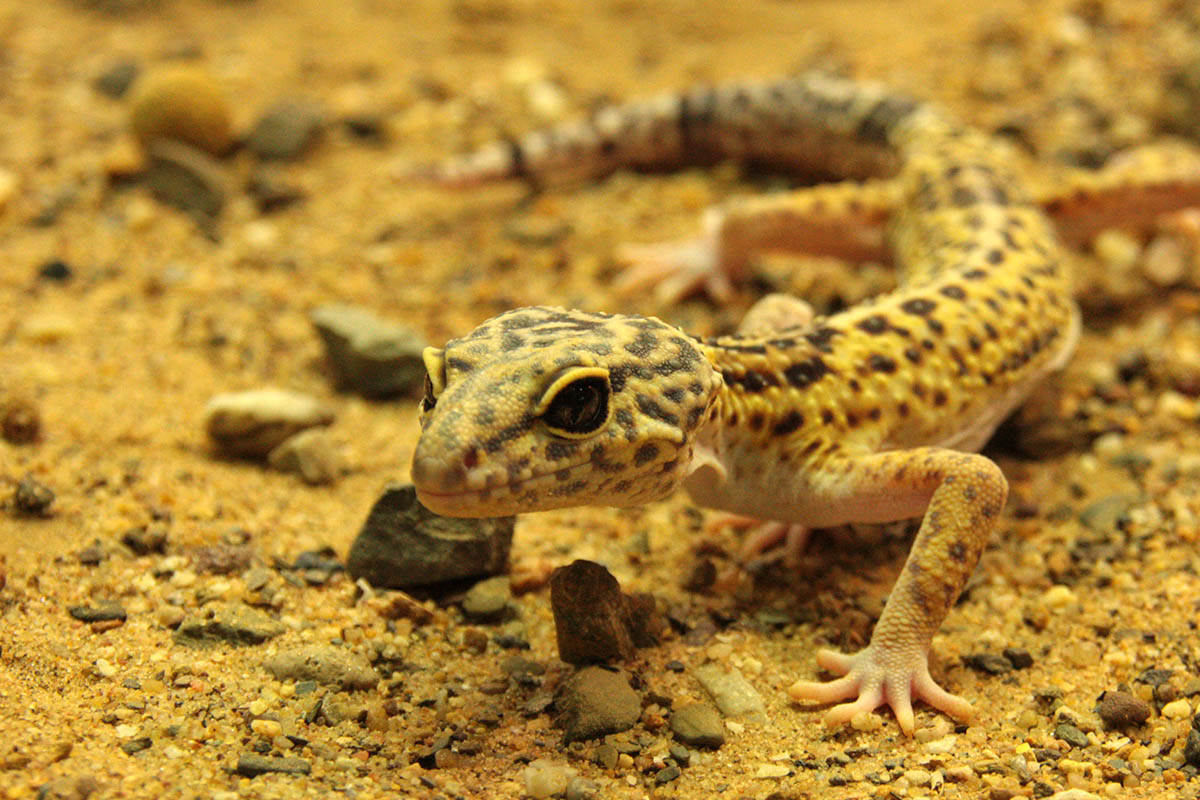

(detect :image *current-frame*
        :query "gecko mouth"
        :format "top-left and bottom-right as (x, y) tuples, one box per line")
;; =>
(413, 459), (596, 518)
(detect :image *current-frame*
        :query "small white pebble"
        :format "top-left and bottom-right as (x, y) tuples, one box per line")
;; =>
(94, 659), (118, 678)
(251, 718), (282, 738)
(248, 699), (269, 716)
(904, 769), (931, 786)
(1161, 698), (1192, 720)
(114, 724), (139, 739)
(163, 745), (186, 759)
(170, 570), (197, 588)
(923, 734), (959, 754)
(1042, 584), (1077, 609)
(523, 759), (577, 798)
(850, 710), (883, 732)
(754, 764), (791, 779)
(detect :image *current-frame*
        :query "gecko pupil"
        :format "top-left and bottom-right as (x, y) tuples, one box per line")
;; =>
(543, 377), (609, 434)
(421, 374), (437, 412)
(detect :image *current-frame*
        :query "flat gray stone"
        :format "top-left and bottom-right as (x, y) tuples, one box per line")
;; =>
(461, 576), (512, 623)
(248, 98), (325, 160)
(235, 754), (311, 777)
(557, 666), (640, 744)
(346, 484), (513, 589)
(205, 388), (334, 458)
(262, 644), (379, 691)
(174, 603), (284, 646)
(669, 702), (726, 749)
(310, 304), (427, 398)
(694, 664), (766, 723)
(144, 139), (227, 221)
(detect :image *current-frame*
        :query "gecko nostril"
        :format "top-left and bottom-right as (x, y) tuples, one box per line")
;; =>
(462, 446), (479, 470)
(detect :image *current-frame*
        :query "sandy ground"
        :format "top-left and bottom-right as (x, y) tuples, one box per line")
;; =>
(4, 0), (1200, 798)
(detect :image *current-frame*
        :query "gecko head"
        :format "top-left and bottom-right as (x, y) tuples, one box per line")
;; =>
(411, 307), (721, 518)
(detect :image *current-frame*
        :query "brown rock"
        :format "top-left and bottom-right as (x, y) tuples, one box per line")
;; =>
(1096, 690), (1151, 730)
(0, 396), (40, 444)
(550, 560), (635, 664)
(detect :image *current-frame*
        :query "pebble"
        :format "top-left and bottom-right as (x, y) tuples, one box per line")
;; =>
(564, 776), (600, 800)
(1162, 698), (1193, 720)
(346, 484), (514, 588)
(263, 644), (379, 690)
(174, 602), (285, 645)
(121, 527), (168, 556)
(13, 476), (54, 516)
(94, 59), (140, 99)
(669, 702), (726, 749)
(1054, 722), (1089, 749)
(557, 666), (641, 744)
(965, 652), (1014, 675)
(1096, 690), (1151, 729)
(380, 591), (436, 626)
(461, 627), (489, 653)
(654, 765), (681, 785)
(549, 559), (635, 664)
(267, 428), (342, 485)
(204, 388), (334, 458)
(523, 759), (577, 799)
(191, 543), (253, 575)
(234, 754), (312, 777)
(1078, 493), (1140, 533)
(1185, 729), (1200, 768)
(37, 259), (73, 282)
(129, 65), (233, 155)
(120, 738), (152, 756)
(694, 664), (766, 723)
(246, 167), (305, 213)
(309, 304), (427, 398)
(1142, 235), (1189, 287)
(34, 775), (98, 800)
(68, 603), (127, 623)
(754, 764), (791, 779)
(249, 718), (283, 738)
(247, 98), (325, 160)
(461, 576), (512, 623)
(0, 396), (41, 444)
(143, 139), (228, 221)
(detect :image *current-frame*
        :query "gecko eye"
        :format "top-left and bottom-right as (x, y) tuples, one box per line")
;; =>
(541, 374), (611, 437)
(421, 347), (446, 413)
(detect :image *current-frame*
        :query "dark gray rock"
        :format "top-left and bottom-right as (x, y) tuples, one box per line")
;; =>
(121, 527), (167, 556)
(557, 666), (640, 744)
(669, 702), (725, 749)
(174, 603), (284, 646)
(309, 304), (427, 398)
(262, 645), (379, 691)
(235, 754), (312, 777)
(346, 484), (514, 589)
(1054, 722), (1089, 749)
(68, 603), (127, 623)
(1186, 728), (1200, 768)
(94, 60), (140, 99)
(13, 476), (54, 516)
(248, 99), (325, 160)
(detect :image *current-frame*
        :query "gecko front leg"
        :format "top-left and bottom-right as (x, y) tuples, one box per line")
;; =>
(787, 447), (1007, 735)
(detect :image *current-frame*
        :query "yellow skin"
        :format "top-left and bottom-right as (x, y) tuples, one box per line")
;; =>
(411, 74), (1200, 735)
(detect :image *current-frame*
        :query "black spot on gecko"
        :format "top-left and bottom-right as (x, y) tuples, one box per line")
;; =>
(856, 315), (889, 335)
(772, 411), (804, 436)
(901, 298), (937, 316)
(634, 442), (659, 466)
(868, 354), (897, 373)
(784, 357), (832, 388)
(940, 285), (966, 300)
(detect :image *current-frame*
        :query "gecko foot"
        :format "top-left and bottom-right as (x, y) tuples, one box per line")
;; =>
(614, 234), (731, 304)
(787, 645), (972, 736)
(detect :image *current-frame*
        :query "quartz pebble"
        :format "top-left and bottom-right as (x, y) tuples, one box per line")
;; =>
(204, 388), (334, 458)
(267, 428), (342, 485)
(695, 665), (766, 723)
(523, 759), (577, 799)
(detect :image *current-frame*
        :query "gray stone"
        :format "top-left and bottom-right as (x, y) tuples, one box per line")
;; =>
(174, 603), (284, 646)
(669, 702), (725, 749)
(248, 98), (325, 160)
(204, 388), (334, 458)
(346, 484), (514, 589)
(1185, 729), (1200, 768)
(1054, 722), (1090, 749)
(1079, 493), (1142, 533)
(94, 60), (139, 99)
(694, 664), (766, 723)
(461, 576), (512, 623)
(13, 476), (54, 516)
(309, 304), (427, 398)
(144, 139), (227, 221)
(557, 666), (640, 744)
(267, 428), (342, 485)
(234, 754), (311, 777)
(565, 777), (600, 800)
(262, 645), (379, 691)
(68, 603), (127, 623)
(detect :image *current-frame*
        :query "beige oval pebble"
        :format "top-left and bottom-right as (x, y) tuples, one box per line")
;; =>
(205, 388), (334, 458)
(1161, 698), (1192, 720)
(130, 65), (234, 156)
